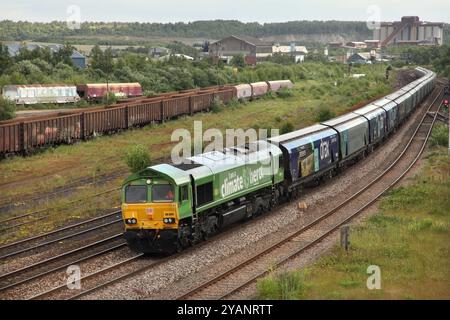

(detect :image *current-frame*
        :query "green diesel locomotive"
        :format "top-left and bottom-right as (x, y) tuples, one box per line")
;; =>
(121, 141), (285, 253)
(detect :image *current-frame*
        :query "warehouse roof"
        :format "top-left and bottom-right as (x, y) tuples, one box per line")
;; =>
(213, 35), (272, 47)
(4, 43), (85, 59)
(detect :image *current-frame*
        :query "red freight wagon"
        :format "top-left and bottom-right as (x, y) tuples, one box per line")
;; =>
(0, 123), (21, 154)
(191, 92), (214, 113)
(77, 83), (143, 100)
(127, 100), (163, 126)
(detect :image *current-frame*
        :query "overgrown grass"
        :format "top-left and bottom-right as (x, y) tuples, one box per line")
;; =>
(257, 145), (450, 300)
(429, 123), (449, 147)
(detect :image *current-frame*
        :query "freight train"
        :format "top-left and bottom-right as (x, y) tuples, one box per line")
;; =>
(0, 80), (293, 156)
(120, 67), (436, 254)
(2, 84), (81, 105)
(1, 83), (143, 105)
(1, 80), (292, 106)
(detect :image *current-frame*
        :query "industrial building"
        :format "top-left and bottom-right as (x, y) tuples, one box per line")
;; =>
(5, 43), (86, 68)
(209, 35), (309, 65)
(209, 35), (273, 65)
(347, 52), (373, 64)
(373, 16), (444, 47)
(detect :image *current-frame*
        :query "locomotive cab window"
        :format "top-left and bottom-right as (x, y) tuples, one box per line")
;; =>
(125, 185), (148, 204)
(152, 184), (174, 202)
(179, 185), (189, 203)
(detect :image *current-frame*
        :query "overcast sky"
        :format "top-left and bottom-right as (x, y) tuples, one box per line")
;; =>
(0, 0), (448, 23)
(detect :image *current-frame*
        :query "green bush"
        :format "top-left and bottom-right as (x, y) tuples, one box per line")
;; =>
(124, 145), (151, 173)
(144, 90), (156, 98)
(263, 91), (277, 99)
(315, 106), (336, 122)
(281, 122), (294, 134)
(102, 92), (118, 105)
(211, 97), (224, 113)
(258, 272), (306, 300)
(227, 97), (240, 109)
(0, 96), (15, 120)
(74, 99), (89, 108)
(430, 123), (448, 147)
(276, 88), (294, 98)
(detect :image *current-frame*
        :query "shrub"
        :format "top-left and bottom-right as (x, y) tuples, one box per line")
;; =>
(102, 92), (118, 105)
(276, 88), (294, 98)
(430, 123), (448, 147)
(258, 272), (306, 300)
(74, 99), (89, 108)
(407, 218), (433, 233)
(281, 122), (294, 134)
(227, 97), (240, 109)
(316, 106), (336, 122)
(144, 90), (156, 98)
(211, 97), (224, 113)
(263, 91), (277, 99)
(0, 96), (15, 120)
(124, 145), (151, 173)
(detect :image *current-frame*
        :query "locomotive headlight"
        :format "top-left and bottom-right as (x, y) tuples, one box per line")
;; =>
(163, 218), (175, 224)
(125, 218), (137, 225)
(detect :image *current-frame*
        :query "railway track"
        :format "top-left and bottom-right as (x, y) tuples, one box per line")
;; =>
(27, 254), (158, 300)
(173, 86), (443, 300)
(0, 210), (123, 260)
(0, 156), (167, 229)
(0, 188), (119, 233)
(22, 206), (287, 300)
(0, 232), (126, 293)
(0, 170), (124, 213)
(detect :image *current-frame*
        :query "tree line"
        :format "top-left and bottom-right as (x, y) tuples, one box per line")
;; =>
(0, 20), (375, 42)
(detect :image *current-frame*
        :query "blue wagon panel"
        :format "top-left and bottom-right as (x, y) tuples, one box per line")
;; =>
(268, 124), (339, 182)
(352, 104), (387, 145)
(372, 98), (398, 134)
(322, 113), (369, 160)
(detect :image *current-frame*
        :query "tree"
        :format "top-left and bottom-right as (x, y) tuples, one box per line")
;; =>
(433, 46), (450, 79)
(52, 44), (74, 66)
(89, 45), (104, 71)
(231, 54), (246, 68)
(0, 44), (12, 74)
(90, 45), (114, 76)
(0, 96), (15, 120)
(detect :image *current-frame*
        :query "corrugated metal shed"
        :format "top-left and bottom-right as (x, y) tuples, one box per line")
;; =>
(5, 43), (86, 69)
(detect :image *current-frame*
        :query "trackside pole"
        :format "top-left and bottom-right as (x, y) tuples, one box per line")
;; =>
(340, 225), (350, 252)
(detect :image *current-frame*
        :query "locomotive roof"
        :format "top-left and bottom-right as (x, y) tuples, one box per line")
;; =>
(137, 141), (282, 186)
